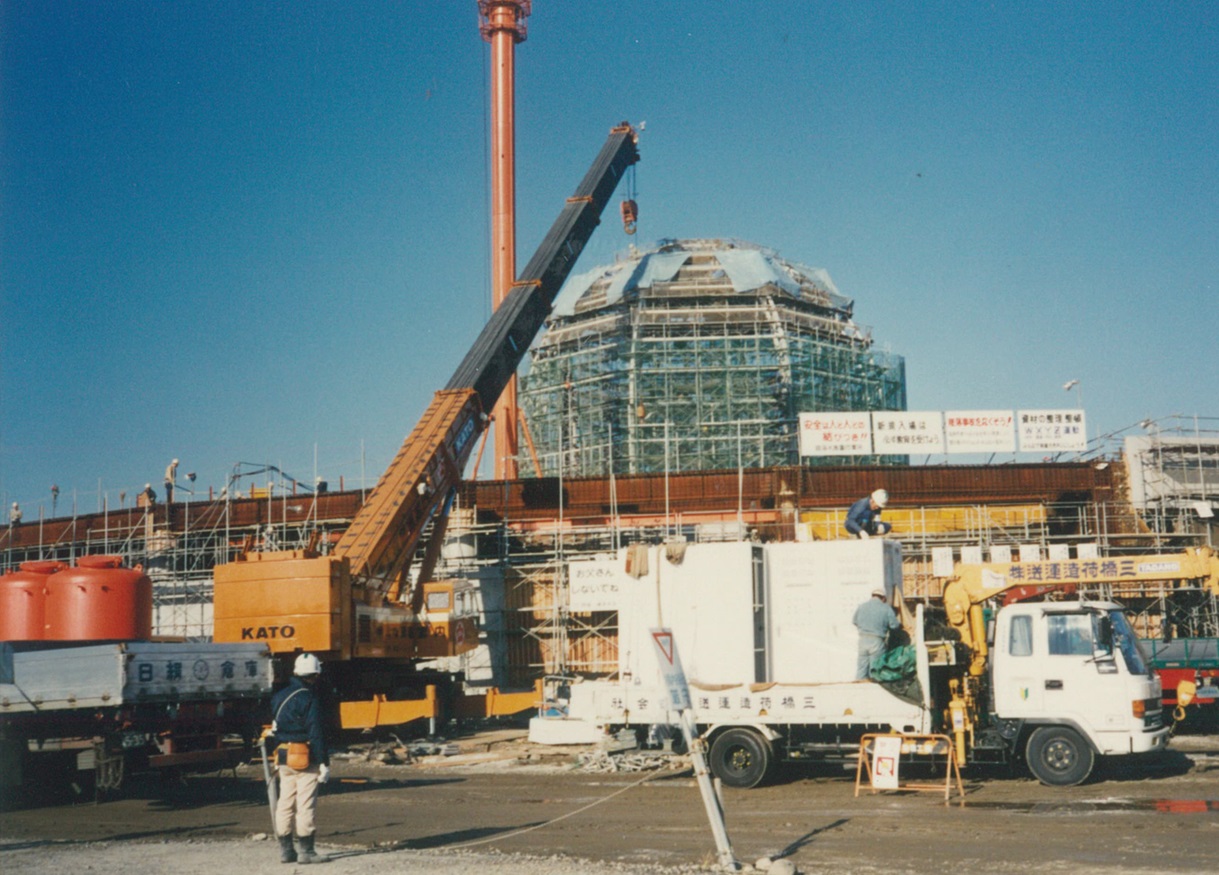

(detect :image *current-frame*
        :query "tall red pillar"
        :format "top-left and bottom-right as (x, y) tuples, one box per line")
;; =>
(479, 1), (530, 480)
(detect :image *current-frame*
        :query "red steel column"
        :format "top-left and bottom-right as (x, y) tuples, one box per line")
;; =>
(479, 1), (530, 480)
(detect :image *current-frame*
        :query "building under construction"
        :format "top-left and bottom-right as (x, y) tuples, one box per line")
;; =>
(3, 430), (1215, 689)
(517, 239), (907, 477)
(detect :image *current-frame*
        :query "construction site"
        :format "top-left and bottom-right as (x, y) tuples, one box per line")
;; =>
(5, 13), (1219, 875)
(3, 422), (1216, 687)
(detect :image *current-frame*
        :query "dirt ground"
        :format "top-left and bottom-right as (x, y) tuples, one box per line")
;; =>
(2, 730), (1218, 874)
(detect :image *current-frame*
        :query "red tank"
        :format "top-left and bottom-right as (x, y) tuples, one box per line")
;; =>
(0, 560), (65, 641)
(44, 555), (153, 641)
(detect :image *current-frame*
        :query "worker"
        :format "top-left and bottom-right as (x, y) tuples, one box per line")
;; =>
(9, 501), (21, 525)
(270, 653), (330, 865)
(164, 459), (179, 503)
(845, 488), (892, 539)
(137, 483), (157, 507)
(853, 588), (899, 680)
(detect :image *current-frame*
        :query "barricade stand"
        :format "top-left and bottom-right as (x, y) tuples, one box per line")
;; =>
(854, 733), (965, 805)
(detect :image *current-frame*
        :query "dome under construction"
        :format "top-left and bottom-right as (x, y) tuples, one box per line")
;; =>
(518, 238), (907, 477)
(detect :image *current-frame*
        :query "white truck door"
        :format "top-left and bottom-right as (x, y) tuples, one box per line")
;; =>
(994, 606), (1125, 731)
(992, 609), (1045, 714)
(1038, 610), (1128, 732)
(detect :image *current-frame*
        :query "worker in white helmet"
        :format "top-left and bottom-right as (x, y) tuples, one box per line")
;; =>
(844, 488), (892, 539)
(164, 459), (179, 503)
(269, 653), (330, 864)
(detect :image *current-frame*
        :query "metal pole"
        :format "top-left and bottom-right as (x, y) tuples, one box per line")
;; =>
(737, 422), (744, 534)
(259, 736), (279, 834)
(678, 707), (738, 870)
(664, 420), (671, 536)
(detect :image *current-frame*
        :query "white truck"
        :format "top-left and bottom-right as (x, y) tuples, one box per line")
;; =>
(537, 539), (1169, 787)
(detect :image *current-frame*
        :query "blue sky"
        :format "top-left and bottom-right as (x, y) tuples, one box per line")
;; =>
(2, 2), (1216, 516)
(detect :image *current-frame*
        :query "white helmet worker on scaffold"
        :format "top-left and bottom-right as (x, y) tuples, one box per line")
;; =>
(844, 488), (893, 539)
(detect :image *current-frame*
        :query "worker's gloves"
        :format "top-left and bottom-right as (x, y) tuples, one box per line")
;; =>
(318, 764), (330, 784)
(858, 530), (871, 539)
(259, 722), (276, 740)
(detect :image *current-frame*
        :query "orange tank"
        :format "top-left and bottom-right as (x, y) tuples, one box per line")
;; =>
(44, 555), (153, 641)
(0, 560), (65, 641)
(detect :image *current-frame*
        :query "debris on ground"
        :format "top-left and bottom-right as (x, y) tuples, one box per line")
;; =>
(577, 749), (687, 773)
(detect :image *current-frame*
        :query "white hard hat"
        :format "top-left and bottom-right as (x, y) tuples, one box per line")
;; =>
(871, 488), (889, 508)
(293, 653), (322, 677)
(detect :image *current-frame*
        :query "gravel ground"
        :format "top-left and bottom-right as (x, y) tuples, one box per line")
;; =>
(0, 839), (725, 875)
(3, 731), (1217, 875)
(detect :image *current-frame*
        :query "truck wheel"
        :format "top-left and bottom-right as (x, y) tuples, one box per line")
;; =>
(708, 728), (773, 789)
(1025, 726), (1094, 786)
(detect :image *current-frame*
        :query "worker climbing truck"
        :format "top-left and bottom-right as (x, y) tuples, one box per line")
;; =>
(540, 539), (1169, 787)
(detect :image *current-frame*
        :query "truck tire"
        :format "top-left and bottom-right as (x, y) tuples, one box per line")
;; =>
(708, 728), (773, 789)
(1025, 726), (1094, 786)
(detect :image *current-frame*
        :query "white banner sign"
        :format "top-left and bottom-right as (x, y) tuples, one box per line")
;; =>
(797, 409), (1084, 457)
(568, 559), (622, 611)
(871, 411), (945, 453)
(798, 412), (871, 456)
(1017, 409), (1086, 452)
(944, 410), (1016, 453)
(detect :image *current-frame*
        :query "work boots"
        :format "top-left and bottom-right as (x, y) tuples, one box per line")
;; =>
(277, 833), (297, 864)
(297, 833), (326, 865)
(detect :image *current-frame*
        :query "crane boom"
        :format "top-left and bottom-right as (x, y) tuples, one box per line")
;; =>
(335, 123), (639, 594)
(214, 123), (640, 679)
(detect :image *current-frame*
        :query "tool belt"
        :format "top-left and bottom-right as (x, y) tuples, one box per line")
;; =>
(276, 742), (311, 770)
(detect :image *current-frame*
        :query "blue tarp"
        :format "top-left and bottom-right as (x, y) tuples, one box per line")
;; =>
(550, 243), (849, 318)
(714, 249), (801, 296)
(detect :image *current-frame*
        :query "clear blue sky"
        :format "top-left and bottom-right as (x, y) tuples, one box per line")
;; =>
(2, 2), (1216, 516)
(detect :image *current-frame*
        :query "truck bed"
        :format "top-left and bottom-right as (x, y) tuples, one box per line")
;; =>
(0, 641), (273, 715)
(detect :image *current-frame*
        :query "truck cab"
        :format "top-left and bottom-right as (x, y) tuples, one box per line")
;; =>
(990, 600), (1168, 785)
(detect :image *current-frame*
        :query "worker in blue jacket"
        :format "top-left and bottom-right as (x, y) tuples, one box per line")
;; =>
(269, 653), (330, 864)
(844, 488), (892, 539)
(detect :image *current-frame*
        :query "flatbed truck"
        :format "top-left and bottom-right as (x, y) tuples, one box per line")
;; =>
(0, 640), (273, 802)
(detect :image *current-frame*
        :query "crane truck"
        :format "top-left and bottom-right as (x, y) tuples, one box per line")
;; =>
(212, 123), (640, 730)
(946, 546), (1219, 722)
(539, 538), (1170, 788)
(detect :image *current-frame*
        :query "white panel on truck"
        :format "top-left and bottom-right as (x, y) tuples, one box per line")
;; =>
(618, 543), (757, 689)
(766, 540), (903, 684)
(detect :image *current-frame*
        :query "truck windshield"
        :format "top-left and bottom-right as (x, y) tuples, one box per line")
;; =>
(1107, 610), (1151, 677)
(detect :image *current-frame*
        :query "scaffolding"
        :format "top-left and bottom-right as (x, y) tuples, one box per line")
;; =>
(519, 239), (907, 477)
(0, 486), (354, 640)
(4, 465), (1213, 684)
